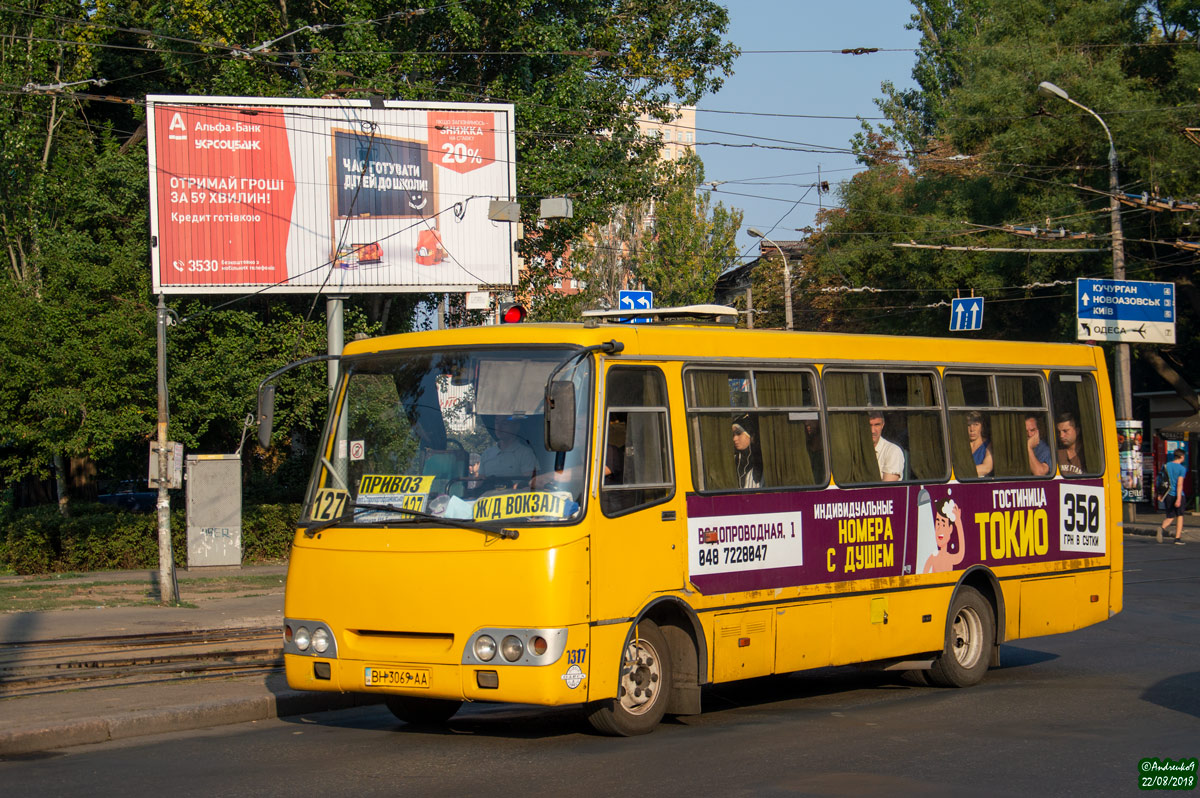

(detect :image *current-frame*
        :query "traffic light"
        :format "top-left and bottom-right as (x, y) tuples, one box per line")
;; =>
(500, 303), (527, 323)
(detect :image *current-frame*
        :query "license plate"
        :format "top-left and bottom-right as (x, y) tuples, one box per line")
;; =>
(364, 666), (430, 689)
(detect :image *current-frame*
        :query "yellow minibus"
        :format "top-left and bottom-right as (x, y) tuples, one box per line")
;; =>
(262, 306), (1121, 735)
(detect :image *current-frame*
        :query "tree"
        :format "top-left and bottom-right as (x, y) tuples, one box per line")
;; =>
(806, 0), (1200, 408)
(636, 157), (743, 307)
(0, 1), (738, 507)
(565, 155), (742, 316)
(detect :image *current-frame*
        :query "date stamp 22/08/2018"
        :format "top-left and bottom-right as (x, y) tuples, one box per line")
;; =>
(1139, 758), (1198, 791)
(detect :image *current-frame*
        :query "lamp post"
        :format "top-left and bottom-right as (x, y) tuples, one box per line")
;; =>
(1037, 81), (1131, 423)
(747, 227), (793, 331)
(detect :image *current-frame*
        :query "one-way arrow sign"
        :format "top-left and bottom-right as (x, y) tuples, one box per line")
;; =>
(950, 297), (984, 331)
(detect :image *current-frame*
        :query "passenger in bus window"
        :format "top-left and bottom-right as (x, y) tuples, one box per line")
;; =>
(732, 416), (763, 489)
(1055, 412), (1085, 476)
(603, 442), (623, 484)
(1025, 414), (1052, 476)
(923, 498), (967, 573)
(868, 411), (904, 482)
(467, 453), (481, 490)
(804, 419), (825, 476)
(479, 415), (538, 485)
(966, 411), (993, 478)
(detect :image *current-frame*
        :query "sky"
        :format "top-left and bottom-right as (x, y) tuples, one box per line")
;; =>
(696, 1), (925, 260)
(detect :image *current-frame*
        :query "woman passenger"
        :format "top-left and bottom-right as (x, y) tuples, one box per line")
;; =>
(732, 415), (763, 489)
(966, 410), (993, 478)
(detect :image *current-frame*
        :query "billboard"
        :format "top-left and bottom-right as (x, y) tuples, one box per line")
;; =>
(147, 96), (518, 294)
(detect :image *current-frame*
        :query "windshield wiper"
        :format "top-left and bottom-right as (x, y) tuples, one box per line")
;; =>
(303, 500), (519, 540)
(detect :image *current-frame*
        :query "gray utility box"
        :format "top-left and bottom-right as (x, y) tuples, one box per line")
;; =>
(186, 454), (242, 568)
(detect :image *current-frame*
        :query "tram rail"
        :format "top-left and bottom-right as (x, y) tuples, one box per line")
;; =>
(0, 626), (282, 697)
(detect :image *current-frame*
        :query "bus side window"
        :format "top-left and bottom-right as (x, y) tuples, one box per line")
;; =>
(685, 368), (825, 492)
(947, 372), (1052, 480)
(1050, 372), (1104, 477)
(601, 367), (674, 516)
(993, 375), (1050, 479)
(825, 370), (945, 485)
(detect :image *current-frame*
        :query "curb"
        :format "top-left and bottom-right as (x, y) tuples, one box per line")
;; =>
(1124, 524), (1200, 542)
(0, 690), (385, 756)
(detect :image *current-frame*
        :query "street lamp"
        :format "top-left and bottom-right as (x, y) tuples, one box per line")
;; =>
(747, 227), (793, 331)
(1037, 80), (1131, 423)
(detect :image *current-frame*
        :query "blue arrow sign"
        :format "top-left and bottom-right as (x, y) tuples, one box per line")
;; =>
(950, 297), (984, 331)
(1076, 278), (1175, 344)
(616, 289), (653, 323)
(1077, 278), (1174, 323)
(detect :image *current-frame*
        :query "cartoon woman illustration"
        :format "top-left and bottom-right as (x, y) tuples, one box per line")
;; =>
(923, 497), (966, 574)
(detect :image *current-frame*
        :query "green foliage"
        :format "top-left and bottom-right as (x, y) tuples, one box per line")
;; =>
(806, 0), (1200, 402)
(0, 503), (300, 575)
(239, 503), (301, 562)
(637, 158), (744, 306)
(0, 1), (737, 501)
(559, 155), (741, 317)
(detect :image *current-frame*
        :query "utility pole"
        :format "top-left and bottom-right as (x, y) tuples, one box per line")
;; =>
(1037, 81), (1132, 422)
(155, 294), (177, 604)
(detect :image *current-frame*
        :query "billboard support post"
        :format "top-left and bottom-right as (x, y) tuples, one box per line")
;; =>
(327, 295), (346, 400)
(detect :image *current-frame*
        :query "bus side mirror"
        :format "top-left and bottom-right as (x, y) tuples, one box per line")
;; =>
(257, 385), (276, 448)
(546, 381), (576, 452)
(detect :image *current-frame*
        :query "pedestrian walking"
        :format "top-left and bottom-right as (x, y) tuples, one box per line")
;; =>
(1158, 448), (1188, 545)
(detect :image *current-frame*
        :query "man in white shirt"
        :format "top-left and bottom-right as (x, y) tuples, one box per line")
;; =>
(868, 411), (904, 482)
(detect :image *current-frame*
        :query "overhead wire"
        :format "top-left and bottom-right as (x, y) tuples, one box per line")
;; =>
(8, 8), (1196, 304)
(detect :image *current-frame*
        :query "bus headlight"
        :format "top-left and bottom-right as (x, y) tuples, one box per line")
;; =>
(462, 627), (569, 666)
(501, 635), (524, 662)
(474, 635), (497, 661)
(294, 626), (312, 651)
(283, 618), (338, 658)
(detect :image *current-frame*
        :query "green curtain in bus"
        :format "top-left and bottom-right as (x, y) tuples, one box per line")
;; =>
(993, 377), (1030, 477)
(689, 371), (738, 490)
(1075, 378), (1102, 474)
(905, 374), (945, 480)
(756, 372), (816, 487)
(944, 376), (977, 481)
(824, 373), (880, 483)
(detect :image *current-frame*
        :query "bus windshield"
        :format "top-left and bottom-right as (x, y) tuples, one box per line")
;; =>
(304, 347), (592, 528)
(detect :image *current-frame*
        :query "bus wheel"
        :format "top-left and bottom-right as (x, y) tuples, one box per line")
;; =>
(928, 586), (994, 688)
(385, 696), (462, 726)
(587, 619), (672, 736)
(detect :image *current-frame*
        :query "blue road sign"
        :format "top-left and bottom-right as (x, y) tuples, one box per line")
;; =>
(616, 289), (653, 323)
(950, 297), (984, 331)
(1076, 278), (1175, 344)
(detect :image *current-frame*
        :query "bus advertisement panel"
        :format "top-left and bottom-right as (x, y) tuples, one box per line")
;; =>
(686, 480), (1105, 595)
(147, 96), (517, 294)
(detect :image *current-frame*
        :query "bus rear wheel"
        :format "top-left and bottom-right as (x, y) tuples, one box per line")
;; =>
(385, 696), (462, 726)
(928, 586), (994, 688)
(587, 619), (672, 736)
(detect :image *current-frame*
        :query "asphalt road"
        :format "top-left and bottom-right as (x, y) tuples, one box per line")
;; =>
(3, 536), (1197, 798)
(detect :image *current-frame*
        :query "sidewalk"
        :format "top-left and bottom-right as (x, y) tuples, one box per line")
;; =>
(1123, 503), (1200, 543)
(0, 564), (382, 757)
